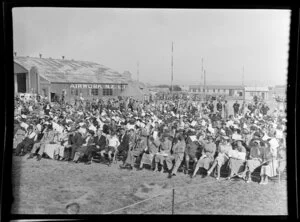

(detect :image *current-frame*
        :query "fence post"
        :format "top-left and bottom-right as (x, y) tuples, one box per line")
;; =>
(172, 189), (175, 215)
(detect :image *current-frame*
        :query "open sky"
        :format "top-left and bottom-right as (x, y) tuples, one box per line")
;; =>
(13, 8), (290, 86)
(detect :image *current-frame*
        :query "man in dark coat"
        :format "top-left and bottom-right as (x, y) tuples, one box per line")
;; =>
(84, 128), (107, 164)
(233, 101), (240, 116)
(114, 128), (130, 163)
(69, 128), (85, 161)
(216, 101), (222, 113)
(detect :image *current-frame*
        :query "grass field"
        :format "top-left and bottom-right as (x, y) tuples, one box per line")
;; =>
(11, 156), (287, 215)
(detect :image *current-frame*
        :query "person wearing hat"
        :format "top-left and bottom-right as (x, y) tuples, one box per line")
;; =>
(226, 138), (247, 180)
(240, 139), (263, 183)
(13, 122), (27, 150)
(15, 125), (38, 156)
(120, 128), (147, 170)
(112, 127), (130, 163)
(184, 132), (202, 175)
(206, 135), (232, 180)
(138, 134), (161, 171)
(258, 133), (279, 185)
(68, 126), (85, 161)
(191, 135), (216, 178)
(73, 129), (96, 163)
(166, 134), (186, 178)
(27, 124), (55, 160)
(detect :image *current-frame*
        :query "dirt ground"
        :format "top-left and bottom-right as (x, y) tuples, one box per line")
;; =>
(11, 156), (287, 215)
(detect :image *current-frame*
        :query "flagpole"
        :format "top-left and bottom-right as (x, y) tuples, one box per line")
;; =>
(204, 69), (206, 101)
(171, 42), (174, 95)
(137, 61), (139, 83)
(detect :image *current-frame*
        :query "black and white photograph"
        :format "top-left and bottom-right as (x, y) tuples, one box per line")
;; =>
(10, 7), (290, 215)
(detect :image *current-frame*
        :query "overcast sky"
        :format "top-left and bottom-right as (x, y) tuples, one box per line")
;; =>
(13, 8), (290, 86)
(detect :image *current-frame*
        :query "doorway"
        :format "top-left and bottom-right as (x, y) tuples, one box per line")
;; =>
(17, 73), (26, 93)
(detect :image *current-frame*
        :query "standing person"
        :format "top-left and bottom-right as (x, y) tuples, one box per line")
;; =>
(216, 100), (222, 113)
(223, 100), (229, 119)
(233, 101), (240, 117)
(43, 102), (51, 116)
(208, 101), (214, 113)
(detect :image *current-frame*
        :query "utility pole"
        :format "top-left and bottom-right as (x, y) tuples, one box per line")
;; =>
(242, 66), (244, 86)
(204, 69), (206, 101)
(201, 58), (203, 99)
(242, 66), (245, 102)
(137, 61), (139, 83)
(171, 41), (174, 94)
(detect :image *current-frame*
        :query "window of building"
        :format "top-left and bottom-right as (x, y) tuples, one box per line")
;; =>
(91, 89), (98, 96)
(213, 89), (215, 93)
(75, 89), (79, 96)
(103, 88), (113, 96)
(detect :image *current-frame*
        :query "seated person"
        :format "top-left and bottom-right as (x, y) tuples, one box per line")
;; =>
(113, 127), (129, 163)
(259, 137), (279, 185)
(100, 130), (120, 165)
(207, 135), (232, 180)
(73, 130), (95, 163)
(153, 133), (172, 173)
(184, 132), (203, 174)
(15, 125), (38, 156)
(120, 129), (146, 170)
(166, 134), (186, 178)
(192, 135), (216, 178)
(27, 124), (55, 160)
(227, 139), (247, 180)
(13, 124), (26, 150)
(240, 140), (263, 183)
(85, 128), (107, 164)
(139, 134), (161, 170)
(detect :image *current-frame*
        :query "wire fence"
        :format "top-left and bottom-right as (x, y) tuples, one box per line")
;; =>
(103, 168), (287, 215)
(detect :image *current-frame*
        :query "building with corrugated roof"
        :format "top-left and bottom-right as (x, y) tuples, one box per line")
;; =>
(244, 86), (269, 100)
(189, 85), (270, 101)
(189, 85), (244, 99)
(14, 56), (131, 102)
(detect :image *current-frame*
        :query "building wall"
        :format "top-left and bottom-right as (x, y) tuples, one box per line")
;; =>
(47, 83), (127, 102)
(245, 91), (269, 101)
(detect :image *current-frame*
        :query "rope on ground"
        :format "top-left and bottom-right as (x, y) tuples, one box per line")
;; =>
(103, 189), (173, 214)
(104, 169), (287, 214)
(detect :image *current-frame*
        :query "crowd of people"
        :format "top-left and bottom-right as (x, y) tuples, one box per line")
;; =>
(13, 94), (287, 185)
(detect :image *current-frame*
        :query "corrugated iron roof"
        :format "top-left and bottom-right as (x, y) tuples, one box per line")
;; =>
(14, 56), (129, 84)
